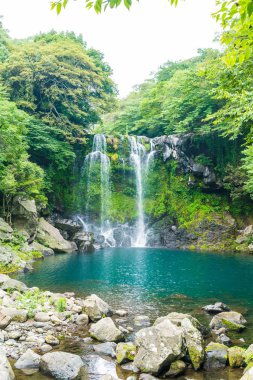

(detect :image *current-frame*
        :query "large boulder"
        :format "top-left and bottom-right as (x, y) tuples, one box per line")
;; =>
(54, 218), (82, 239)
(0, 219), (13, 242)
(73, 232), (95, 253)
(133, 319), (184, 375)
(210, 311), (246, 331)
(30, 241), (54, 257)
(82, 294), (112, 321)
(204, 342), (228, 370)
(15, 349), (41, 370)
(0, 353), (15, 380)
(12, 197), (38, 242)
(154, 313), (204, 371)
(89, 317), (124, 343)
(40, 351), (84, 380)
(37, 218), (77, 253)
(181, 317), (204, 370)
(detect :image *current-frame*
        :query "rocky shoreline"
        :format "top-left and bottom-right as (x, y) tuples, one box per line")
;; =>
(0, 272), (251, 379)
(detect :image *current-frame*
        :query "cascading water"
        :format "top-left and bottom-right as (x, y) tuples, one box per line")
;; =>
(85, 134), (111, 232)
(79, 134), (157, 248)
(129, 136), (147, 247)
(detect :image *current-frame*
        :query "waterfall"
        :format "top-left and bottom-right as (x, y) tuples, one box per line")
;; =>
(129, 136), (146, 247)
(85, 134), (111, 232)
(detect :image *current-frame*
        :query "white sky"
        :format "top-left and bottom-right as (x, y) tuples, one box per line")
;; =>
(0, 0), (220, 97)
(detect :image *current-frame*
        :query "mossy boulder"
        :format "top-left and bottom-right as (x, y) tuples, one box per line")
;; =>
(116, 342), (136, 364)
(204, 342), (228, 370)
(228, 346), (245, 368)
(133, 319), (184, 375)
(210, 311), (246, 331)
(181, 317), (204, 370)
(37, 218), (77, 253)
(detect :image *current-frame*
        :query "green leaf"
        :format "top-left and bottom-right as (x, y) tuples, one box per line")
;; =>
(124, 0), (132, 10)
(56, 3), (62, 14)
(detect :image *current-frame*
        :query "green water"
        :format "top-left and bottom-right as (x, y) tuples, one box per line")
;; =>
(17, 248), (253, 327)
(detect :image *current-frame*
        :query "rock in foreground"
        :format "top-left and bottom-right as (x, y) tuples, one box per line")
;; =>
(134, 319), (184, 375)
(40, 351), (84, 380)
(89, 317), (124, 342)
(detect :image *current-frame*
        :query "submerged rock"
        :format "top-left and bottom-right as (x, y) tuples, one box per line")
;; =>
(40, 351), (84, 380)
(82, 354), (118, 379)
(93, 342), (117, 358)
(89, 317), (124, 342)
(202, 302), (231, 314)
(134, 315), (150, 327)
(15, 349), (41, 370)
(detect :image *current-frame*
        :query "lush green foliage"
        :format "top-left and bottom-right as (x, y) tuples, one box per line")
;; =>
(0, 28), (116, 215)
(0, 87), (45, 222)
(103, 50), (221, 137)
(1, 31), (116, 142)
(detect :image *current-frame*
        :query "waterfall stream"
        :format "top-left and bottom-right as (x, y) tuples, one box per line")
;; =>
(129, 136), (146, 247)
(85, 134), (111, 232)
(80, 133), (158, 248)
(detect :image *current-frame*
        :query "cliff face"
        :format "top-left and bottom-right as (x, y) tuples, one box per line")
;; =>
(53, 133), (252, 252)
